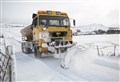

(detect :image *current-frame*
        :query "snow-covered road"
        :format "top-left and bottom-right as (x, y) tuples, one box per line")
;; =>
(2, 27), (120, 81)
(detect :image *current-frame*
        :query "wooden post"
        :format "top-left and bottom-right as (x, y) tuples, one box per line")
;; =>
(9, 62), (12, 82)
(7, 45), (16, 82)
(7, 45), (12, 82)
(97, 46), (100, 56)
(114, 46), (116, 56)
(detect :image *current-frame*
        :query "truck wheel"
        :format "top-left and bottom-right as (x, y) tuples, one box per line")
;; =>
(25, 48), (31, 54)
(21, 43), (32, 54)
(34, 46), (41, 58)
(21, 43), (26, 53)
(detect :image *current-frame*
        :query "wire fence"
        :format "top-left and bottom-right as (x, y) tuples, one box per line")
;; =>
(0, 51), (10, 81)
(77, 42), (120, 56)
(96, 45), (119, 56)
(0, 35), (16, 82)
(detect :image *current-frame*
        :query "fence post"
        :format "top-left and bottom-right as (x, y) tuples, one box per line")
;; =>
(114, 46), (116, 56)
(7, 45), (16, 82)
(97, 46), (100, 56)
(0, 36), (16, 82)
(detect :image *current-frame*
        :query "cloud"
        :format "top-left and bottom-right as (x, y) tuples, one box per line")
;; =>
(106, 8), (119, 24)
(1, 0), (119, 26)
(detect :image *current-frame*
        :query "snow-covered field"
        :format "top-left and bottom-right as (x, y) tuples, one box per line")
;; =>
(1, 26), (120, 81)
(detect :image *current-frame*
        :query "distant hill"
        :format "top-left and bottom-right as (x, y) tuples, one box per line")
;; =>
(77, 24), (109, 32)
(72, 24), (119, 35)
(0, 23), (26, 28)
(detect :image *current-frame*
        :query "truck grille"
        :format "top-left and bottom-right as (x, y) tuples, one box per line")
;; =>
(49, 32), (67, 37)
(51, 38), (62, 41)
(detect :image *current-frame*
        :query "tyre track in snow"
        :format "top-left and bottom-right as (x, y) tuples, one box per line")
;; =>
(39, 56), (87, 81)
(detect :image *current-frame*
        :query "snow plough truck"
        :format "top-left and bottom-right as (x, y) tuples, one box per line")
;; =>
(21, 10), (76, 58)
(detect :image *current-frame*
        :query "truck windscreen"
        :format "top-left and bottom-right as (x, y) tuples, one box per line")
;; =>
(39, 16), (70, 27)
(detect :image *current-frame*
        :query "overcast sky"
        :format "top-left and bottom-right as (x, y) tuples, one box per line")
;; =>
(0, 0), (119, 26)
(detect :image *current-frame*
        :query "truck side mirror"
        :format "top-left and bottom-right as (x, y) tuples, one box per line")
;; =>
(73, 20), (76, 26)
(33, 18), (37, 27)
(32, 13), (37, 19)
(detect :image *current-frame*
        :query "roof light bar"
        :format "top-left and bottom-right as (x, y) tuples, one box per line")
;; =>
(46, 11), (52, 14)
(56, 11), (61, 15)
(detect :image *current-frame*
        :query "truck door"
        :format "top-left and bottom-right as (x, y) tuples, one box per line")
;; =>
(33, 17), (39, 41)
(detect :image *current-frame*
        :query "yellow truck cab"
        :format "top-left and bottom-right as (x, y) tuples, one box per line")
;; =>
(21, 10), (75, 58)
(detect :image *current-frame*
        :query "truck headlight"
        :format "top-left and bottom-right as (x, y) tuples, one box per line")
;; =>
(22, 36), (27, 40)
(43, 28), (46, 30)
(44, 31), (49, 38)
(39, 31), (51, 42)
(39, 31), (49, 38)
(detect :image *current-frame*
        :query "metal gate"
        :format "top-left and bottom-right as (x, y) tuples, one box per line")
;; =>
(0, 35), (16, 82)
(0, 51), (10, 81)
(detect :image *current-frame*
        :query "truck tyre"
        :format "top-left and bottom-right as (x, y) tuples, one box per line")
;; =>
(21, 43), (32, 54)
(24, 48), (31, 54)
(34, 46), (41, 58)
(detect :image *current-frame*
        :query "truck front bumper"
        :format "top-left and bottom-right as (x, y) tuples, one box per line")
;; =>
(41, 41), (77, 53)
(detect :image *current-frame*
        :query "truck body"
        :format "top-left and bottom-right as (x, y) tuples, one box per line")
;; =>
(21, 10), (75, 58)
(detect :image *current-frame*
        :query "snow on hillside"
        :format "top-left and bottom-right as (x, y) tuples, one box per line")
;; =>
(0, 23), (26, 28)
(108, 24), (120, 28)
(77, 24), (109, 33)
